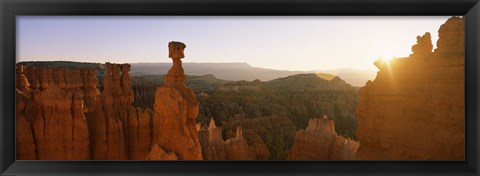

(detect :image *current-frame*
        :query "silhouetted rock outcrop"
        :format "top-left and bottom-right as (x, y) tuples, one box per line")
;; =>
(356, 17), (464, 160)
(288, 116), (359, 160)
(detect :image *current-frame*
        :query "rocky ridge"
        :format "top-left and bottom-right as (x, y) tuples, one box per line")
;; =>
(356, 17), (465, 160)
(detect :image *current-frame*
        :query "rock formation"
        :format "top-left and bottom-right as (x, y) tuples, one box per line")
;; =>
(199, 118), (270, 160)
(145, 144), (178, 160)
(16, 41), (200, 160)
(200, 118), (227, 160)
(222, 115), (294, 160)
(152, 41), (203, 160)
(288, 116), (359, 160)
(86, 63), (130, 160)
(132, 80), (156, 109)
(356, 17), (464, 160)
(410, 32), (433, 59)
(16, 65), (38, 160)
(16, 65), (92, 159)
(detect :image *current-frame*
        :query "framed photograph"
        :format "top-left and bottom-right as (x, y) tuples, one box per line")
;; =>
(1, 0), (479, 175)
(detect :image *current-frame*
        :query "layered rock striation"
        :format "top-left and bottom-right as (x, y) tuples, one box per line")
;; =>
(288, 116), (359, 160)
(356, 17), (464, 160)
(132, 80), (156, 109)
(16, 65), (93, 159)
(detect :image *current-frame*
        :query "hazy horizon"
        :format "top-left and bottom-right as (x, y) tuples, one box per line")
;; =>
(16, 60), (378, 72)
(17, 16), (451, 71)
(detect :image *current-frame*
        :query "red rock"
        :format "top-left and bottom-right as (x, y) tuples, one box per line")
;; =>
(16, 65), (36, 160)
(146, 144), (178, 160)
(200, 119), (227, 160)
(132, 80), (156, 109)
(199, 118), (270, 160)
(288, 116), (359, 160)
(153, 41), (203, 160)
(16, 66), (92, 160)
(15, 41), (210, 161)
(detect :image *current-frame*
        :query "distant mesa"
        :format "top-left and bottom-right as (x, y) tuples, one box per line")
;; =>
(129, 62), (376, 87)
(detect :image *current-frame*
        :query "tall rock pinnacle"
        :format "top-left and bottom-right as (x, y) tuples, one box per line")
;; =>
(164, 41), (187, 87)
(153, 41), (203, 160)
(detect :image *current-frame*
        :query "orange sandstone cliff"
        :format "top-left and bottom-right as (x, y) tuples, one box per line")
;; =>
(288, 116), (359, 160)
(16, 41), (202, 160)
(16, 66), (92, 159)
(356, 17), (464, 160)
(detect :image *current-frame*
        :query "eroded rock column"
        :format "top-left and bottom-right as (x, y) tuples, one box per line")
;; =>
(153, 41), (203, 160)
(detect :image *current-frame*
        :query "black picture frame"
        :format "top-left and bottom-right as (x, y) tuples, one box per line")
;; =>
(1, 0), (479, 175)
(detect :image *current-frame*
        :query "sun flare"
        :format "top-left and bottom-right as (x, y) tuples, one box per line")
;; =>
(379, 55), (396, 62)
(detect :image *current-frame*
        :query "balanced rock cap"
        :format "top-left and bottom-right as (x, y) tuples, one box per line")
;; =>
(168, 41), (186, 59)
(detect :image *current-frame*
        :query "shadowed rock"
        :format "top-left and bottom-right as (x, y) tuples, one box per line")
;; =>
(288, 116), (359, 160)
(356, 17), (464, 160)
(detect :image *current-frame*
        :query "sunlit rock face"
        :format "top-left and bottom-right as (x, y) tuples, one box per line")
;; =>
(288, 116), (359, 160)
(16, 41), (203, 160)
(16, 65), (92, 159)
(153, 41), (203, 160)
(356, 17), (464, 160)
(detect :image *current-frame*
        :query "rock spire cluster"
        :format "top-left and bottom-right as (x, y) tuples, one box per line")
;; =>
(16, 41), (201, 160)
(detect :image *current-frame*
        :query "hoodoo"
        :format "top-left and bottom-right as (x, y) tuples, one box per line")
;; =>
(288, 116), (359, 160)
(153, 41), (203, 160)
(16, 41), (202, 160)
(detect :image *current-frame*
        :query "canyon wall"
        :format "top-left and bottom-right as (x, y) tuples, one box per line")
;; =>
(16, 65), (92, 159)
(288, 116), (359, 160)
(16, 41), (201, 160)
(356, 17), (464, 160)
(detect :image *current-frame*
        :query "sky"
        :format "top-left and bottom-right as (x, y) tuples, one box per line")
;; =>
(17, 16), (451, 71)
